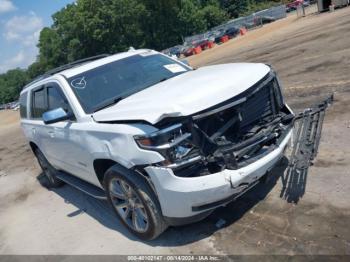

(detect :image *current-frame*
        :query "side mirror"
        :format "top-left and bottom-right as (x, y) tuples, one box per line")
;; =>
(42, 107), (71, 125)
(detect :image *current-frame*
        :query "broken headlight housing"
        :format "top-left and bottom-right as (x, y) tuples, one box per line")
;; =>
(134, 123), (195, 163)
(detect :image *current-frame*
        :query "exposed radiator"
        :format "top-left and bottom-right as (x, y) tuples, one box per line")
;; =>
(240, 80), (275, 129)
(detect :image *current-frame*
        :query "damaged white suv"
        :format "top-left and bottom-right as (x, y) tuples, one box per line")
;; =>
(20, 49), (293, 240)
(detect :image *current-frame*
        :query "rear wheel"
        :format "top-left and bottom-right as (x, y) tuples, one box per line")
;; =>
(35, 149), (63, 188)
(105, 168), (167, 240)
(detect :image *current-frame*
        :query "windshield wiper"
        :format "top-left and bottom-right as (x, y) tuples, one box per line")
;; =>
(92, 96), (124, 113)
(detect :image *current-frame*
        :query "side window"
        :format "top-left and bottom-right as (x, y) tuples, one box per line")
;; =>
(32, 87), (46, 119)
(47, 83), (71, 113)
(19, 92), (28, 118)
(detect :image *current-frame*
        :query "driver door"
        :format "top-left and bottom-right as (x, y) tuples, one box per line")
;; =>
(41, 82), (92, 181)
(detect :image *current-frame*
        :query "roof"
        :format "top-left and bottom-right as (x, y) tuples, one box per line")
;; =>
(60, 49), (155, 78)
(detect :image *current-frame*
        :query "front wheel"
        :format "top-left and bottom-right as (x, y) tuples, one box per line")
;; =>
(105, 168), (167, 240)
(35, 149), (64, 188)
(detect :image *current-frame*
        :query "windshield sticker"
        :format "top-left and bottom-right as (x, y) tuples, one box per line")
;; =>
(71, 77), (86, 89)
(163, 64), (186, 73)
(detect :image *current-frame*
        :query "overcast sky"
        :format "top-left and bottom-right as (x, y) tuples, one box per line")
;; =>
(0, 0), (74, 73)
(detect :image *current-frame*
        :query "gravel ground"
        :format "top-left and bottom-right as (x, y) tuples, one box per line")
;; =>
(0, 6), (349, 255)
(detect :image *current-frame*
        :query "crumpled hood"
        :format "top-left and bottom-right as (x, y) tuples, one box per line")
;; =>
(92, 63), (270, 125)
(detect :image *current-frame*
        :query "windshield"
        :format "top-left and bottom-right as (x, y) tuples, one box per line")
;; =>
(67, 54), (190, 113)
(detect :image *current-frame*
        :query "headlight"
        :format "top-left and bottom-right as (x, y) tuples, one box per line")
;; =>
(134, 123), (195, 162)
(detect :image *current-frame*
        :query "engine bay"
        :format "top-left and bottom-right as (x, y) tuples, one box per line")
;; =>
(151, 72), (295, 177)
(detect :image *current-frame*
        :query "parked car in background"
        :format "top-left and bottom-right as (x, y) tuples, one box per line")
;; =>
(3, 101), (19, 110)
(212, 29), (227, 44)
(225, 27), (240, 39)
(303, 0), (310, 6)
(182, 45), (196, 56)
(182, 40), (206, 56)
(12, 102), (20, 111)
(286, 0), (303, 12)
(20, 49), (294, 240)
(207, 33), (215, 43)
(167, 45), (184, 58)
(10, 101), (19, 110)
(196, 39), (210, 50)
(259, 16), (276, 24)
(242, 21), (256, 30)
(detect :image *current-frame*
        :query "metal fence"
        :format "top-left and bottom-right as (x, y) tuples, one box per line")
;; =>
(255, 4), (287, 20)
(184, 4), (287, 44)
(183, 32), (211, 45)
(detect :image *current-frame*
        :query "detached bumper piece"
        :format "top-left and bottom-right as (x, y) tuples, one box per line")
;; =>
(290, 95), (333, 167)
(280, 94), (333, 203)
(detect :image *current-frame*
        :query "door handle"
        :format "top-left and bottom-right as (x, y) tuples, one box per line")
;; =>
(31, 128), (36, 135)
(48, 131), (55, 138)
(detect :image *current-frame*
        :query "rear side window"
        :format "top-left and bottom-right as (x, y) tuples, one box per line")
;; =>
(32, 88), (46, 119)
(19, 92), (28, 118)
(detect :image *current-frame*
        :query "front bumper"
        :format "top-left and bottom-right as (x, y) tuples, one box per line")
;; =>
(145, 129), (292, 221)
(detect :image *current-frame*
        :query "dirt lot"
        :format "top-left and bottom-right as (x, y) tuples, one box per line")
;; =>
(188, 5), (350, 98)
(1, 6), (350, 255)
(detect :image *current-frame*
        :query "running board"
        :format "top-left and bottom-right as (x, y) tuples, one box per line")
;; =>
(56, 172), (107, 200)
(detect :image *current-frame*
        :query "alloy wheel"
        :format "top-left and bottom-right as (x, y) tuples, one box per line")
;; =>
(109, 178), (149, 233)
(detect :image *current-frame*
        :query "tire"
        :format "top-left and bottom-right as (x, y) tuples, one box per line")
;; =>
(35, 149), (64, 188)
(104, 167), (167, 240)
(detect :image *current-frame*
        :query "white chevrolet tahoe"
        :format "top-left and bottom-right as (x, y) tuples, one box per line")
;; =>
(20, 49), (294, 240)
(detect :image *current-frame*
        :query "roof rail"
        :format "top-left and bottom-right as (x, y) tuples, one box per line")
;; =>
(44, 54), (110, 76)
(22, 54), (110, 90)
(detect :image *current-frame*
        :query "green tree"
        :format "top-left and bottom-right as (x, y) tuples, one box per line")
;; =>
(178, 0), (206, 37)
(219, 0), (249, 18)
(0, 69), (28, 103)
(0, 0), (285, 103)
(198, 3), (229, 28)
(37, 27), (64, 71)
